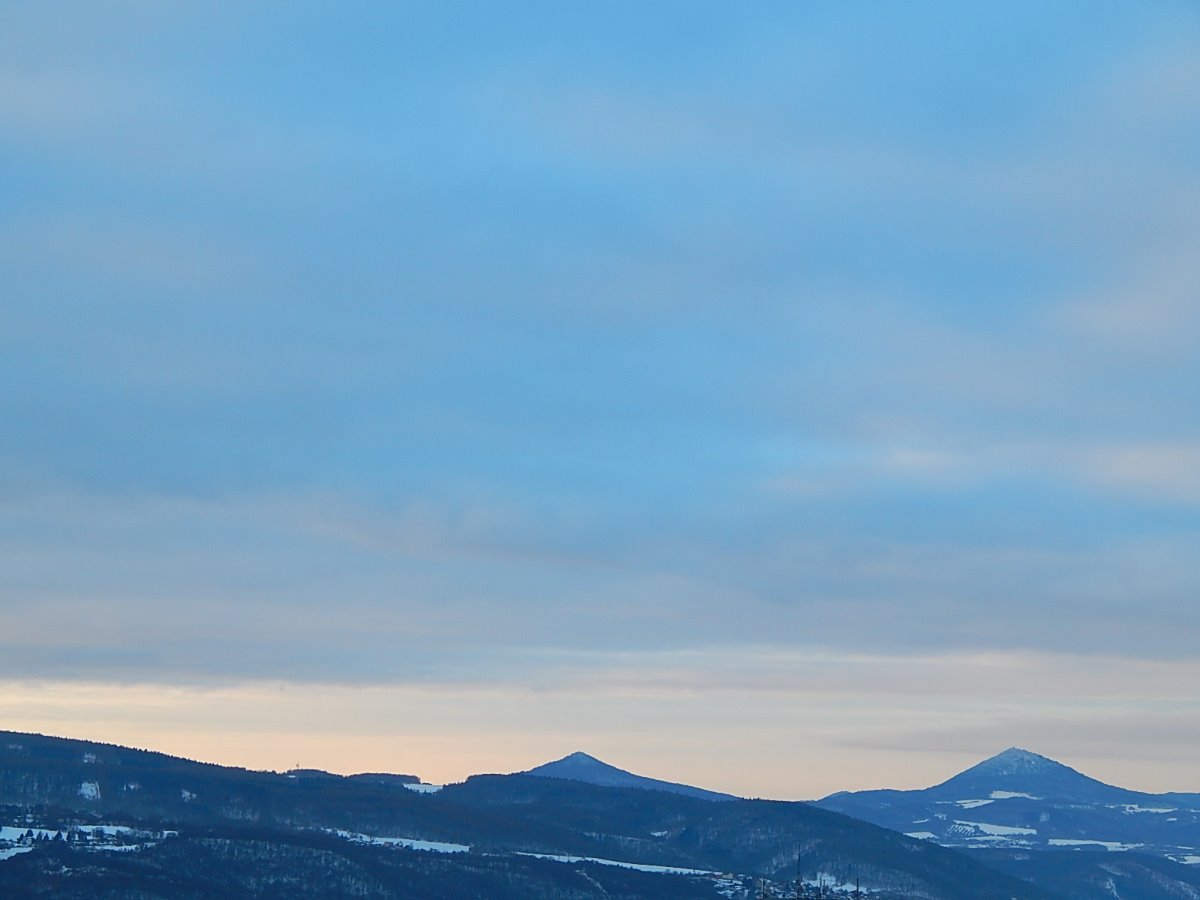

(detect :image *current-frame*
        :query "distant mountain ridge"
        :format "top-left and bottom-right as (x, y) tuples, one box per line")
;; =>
(5, 730), (1200, 899)
(0, 729), (1051, 900)
(927, 747), (1138, 804)
(525, 751), (737, 802)
(816, 746), (1200, 871)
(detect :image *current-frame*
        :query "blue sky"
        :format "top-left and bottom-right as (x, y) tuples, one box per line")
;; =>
(2, 1), (1199, 795)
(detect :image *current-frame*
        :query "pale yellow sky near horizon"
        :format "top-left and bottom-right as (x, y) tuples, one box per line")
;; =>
(3, 649), (1197, 799)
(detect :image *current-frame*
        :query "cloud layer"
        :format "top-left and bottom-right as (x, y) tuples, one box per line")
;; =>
(2, 1), (1199, 791)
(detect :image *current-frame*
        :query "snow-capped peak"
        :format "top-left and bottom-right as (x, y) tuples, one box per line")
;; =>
(977, 747), (1059, 776)
(560, 751), (603, 765)
(930, 746), (1124, 804)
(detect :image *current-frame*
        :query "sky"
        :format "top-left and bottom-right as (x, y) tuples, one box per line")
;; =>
(2, 1), (1199, 798)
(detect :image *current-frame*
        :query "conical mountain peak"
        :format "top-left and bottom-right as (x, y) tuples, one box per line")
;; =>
(524, 751), (736, 801)
(975, 747), (1060, 775)
(929, 746), (1133, 804)
(528, 751), (620, 778)
(559, 751), (603, 764)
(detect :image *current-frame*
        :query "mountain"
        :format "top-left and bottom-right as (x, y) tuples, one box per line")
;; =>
(927, 747), (1140, 805)
(0, 730), (1050, 900)
(969, 848), (1200, 900)
(438, 771), (1052, 899)
(524, 751), (737, 802)
(815, 746), (1200, 894)
(0, 827), (725, 900)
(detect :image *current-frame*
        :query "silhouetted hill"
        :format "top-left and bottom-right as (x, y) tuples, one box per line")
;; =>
(969, 848), (1200, 900)
(817, 747), (1200, 868)
(444, 771), (1053, 899)
(525, 752), (736, 801)
(0, 729), (1051, 900)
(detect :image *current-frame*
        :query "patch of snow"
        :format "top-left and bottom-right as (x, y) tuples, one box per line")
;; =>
(331, 830), (469, 853)
(990, 791), (1040, 800)
(0, 826), (63, 841)
(979, 747), (1058, 777)
(0, 847), (34, 861)
(906, 832), (937, 840)
(517, 851), (717, 875)
(954, 820), (1037, 836)
(1048, 839), (1143, 852)
(72, 824), (173, 839)
(401, 782), (443, 794)
(955, 799), (994, 809)
(181, 789), (196, 802)
(79, 782), (101, 801)
(1119, 804), (1176, 814)
(651, 830), (669, 837)
(1175, 856), (1200, 865)
(82, 753), (96, 764)
(911, 818), (929, 824)
(803, 874), (875, 893)
(0, 824), (173, 849)
(968, 835), (1035, 843)
(124, 783), (140, 792)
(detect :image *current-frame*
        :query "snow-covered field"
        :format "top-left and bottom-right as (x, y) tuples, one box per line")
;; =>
(329, 830), (469, 853)
(803, 873), (876, 894)
(952, 820), (1037, 836)
(0, 822), (175, 860)
(989, 791), (1040, 800)
(516, 851), (718, 876)
(1048, 839), (1144, 852)
(400, 782), (443, 794)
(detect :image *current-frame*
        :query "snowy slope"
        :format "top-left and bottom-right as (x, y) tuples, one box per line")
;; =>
(817, 747), (1200, 864)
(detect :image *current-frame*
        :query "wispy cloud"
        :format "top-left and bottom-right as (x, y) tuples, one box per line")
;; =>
(3, 647), (1198, 796)
(2, 1), (1199, 791)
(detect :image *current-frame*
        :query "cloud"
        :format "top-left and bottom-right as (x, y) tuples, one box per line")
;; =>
(1079, 443), (1200, 503)
(766, 437), (1200, 509)
(3, 647), (1198, 796)
(2, 482), (1198, 696)
(2, 1), (1199, 795)
(1063, 232), (1200, 350)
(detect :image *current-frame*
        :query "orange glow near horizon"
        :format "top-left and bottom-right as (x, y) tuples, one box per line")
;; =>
(2, 660), (1199, 799)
